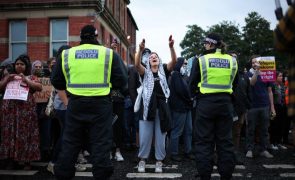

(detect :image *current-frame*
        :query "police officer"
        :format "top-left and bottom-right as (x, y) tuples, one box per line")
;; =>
(51, 24), (128, 180)
(189, 33), (238, 180)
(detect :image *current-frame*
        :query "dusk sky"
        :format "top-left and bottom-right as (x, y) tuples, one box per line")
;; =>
(128, 0), (289, 62)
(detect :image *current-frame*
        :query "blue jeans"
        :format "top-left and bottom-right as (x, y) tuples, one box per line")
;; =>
(170, 110), (192, 155)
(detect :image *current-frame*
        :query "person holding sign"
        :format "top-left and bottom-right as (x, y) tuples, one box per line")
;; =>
(245, 55), (275, 159)
(0, 54), (42, 170)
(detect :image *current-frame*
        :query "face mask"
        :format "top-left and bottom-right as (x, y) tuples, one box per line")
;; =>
(180, 66), (188, 76)
(141, 53), (150, 66)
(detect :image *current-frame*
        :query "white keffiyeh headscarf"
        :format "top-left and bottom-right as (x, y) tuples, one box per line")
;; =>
(141, 53), (170, 120)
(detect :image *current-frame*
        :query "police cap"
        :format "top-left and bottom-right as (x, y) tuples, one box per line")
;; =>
(204, 33), (221, 46)
(80, 25), (98, 39)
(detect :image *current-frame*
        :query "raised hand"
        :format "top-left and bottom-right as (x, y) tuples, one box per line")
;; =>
(139, 39), (145, 52)
(169, 35), (174, 48)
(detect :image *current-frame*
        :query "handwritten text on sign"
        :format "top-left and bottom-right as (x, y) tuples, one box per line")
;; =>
(33, 77), (53, 103)
(257, 56), (276, 82)
(3, 78), (29, 101)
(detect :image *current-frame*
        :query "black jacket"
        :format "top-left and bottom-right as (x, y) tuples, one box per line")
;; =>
(169, 57), (192, 112)
(233, 70), (251, 116)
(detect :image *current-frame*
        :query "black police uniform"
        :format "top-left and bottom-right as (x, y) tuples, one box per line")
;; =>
(189, 49), (238, 180)
(51, 30), (128, 179)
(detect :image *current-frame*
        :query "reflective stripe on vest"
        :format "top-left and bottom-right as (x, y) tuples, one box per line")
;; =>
(61, 44), (113, 96)
(63, 48), (111, 89)
(198, 52), (237, 94)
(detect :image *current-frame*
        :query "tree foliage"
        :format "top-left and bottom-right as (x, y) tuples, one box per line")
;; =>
(180, 11), (288, 71)
(179, 25), (205, 59)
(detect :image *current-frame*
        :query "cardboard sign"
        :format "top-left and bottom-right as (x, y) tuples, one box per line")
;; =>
(3, 77), (29, 101)
(33, 77), (52, 103)
(257, 56), (276, 82)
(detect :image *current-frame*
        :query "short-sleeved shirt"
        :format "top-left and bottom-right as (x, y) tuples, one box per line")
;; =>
(248, 72), (271, 108)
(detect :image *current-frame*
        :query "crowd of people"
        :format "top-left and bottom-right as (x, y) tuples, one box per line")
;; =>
(0, 22), (294, 180)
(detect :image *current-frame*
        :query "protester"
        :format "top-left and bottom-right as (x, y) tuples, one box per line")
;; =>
(169, 57), (194, 162)
(245, 55), (275, 159)
(134, 35), (176, 173)
(0, 54), (42, 170)
(274, 0), (295, 157)
(110, 38), (127, 162)
(230, 52), (251, 165)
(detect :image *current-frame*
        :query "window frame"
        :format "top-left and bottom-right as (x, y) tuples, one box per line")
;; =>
(9, 20), (27, 60)
(49, 18), (69, 57)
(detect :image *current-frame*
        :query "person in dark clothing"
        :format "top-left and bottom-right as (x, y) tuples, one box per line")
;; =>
(189, 33), (238, 180)
(274, 0), (295, 157)
(50, 24), (128, 180)
(109, 38), (128, 161)
(230, 52), (251, 165)
(169, 57), (194, 161)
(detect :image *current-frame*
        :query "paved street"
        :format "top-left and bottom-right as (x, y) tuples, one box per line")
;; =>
(0, 142), (295, 180)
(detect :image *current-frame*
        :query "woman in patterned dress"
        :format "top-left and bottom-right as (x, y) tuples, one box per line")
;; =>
(0, 55), (42, 170)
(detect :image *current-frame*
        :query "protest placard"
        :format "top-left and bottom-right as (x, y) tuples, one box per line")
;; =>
(33, 77), (52, 103)
(257, 56), (276, 82)
(3, 77), (29, 101)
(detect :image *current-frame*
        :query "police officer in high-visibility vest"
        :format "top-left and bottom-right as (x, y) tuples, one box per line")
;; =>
(51, 24), (128, 180)
(189, 33), (238, 180)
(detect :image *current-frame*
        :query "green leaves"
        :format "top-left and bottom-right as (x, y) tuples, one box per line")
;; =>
(180, 11), (288, 71)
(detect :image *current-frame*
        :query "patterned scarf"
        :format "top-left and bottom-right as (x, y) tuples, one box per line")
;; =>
(142, 55), (170, 120)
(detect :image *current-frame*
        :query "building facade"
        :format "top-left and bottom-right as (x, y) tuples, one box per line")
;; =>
(0, 0), (138, 64)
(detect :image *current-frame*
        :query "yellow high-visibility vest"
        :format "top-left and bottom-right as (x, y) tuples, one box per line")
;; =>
(61, 44), (113, 96)
(198, 49), (237, 94)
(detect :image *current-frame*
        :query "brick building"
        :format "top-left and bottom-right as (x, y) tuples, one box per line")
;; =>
(0, 0), (138, 64)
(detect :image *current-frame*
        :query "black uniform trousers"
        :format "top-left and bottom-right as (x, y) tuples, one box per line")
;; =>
(195, 94), (235, 180)
(54, 96), (114, 180)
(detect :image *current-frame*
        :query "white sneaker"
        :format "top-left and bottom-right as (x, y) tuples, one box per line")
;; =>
(77, 153), (87, 164)
(278, 144), (287, 150)
(246, 150), (253, 158)
(155, 161), (163, 173)
(270, 144), (279, 150)
(115, 151), (124, 161)
(83, 150), (90, 157)
(138, 160), (145, 173)
(260, 150), (274, 158)
(47, 161), (54, 174)
(75, 163), (87, 172)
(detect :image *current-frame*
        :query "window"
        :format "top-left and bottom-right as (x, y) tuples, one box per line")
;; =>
(50, 19), (68, 57)
(10, 20), (27, 60)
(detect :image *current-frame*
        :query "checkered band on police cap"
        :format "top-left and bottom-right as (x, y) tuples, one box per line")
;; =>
(204, 33), (221, 45)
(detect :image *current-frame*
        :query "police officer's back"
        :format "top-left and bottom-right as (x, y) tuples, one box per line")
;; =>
(189, 33), (238, 180)
(51, 25), (128, 180)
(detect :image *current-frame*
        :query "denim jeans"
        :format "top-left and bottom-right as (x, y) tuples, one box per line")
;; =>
(170, 110), (192, 155)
